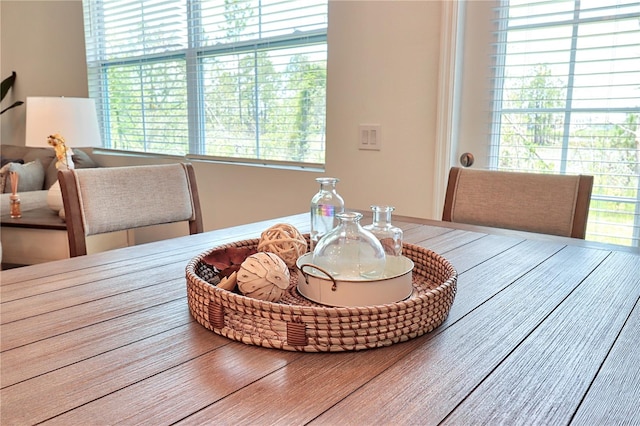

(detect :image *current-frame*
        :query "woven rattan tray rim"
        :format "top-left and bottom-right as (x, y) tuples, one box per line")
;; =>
(186, 237), (457, 351)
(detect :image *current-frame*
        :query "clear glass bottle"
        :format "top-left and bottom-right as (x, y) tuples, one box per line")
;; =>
(10, 194), (21, 218)
(312, 211), (386, 280)
(364, 205), (403, 256)
(310, 177), (345, 251)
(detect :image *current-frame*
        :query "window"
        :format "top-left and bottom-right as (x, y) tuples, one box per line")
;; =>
(491, 0), (640, 247)
(82, 0), (328, 165)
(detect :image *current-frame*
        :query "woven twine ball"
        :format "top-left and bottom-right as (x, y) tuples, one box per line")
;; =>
(237, 252), (291, 302)
(257, 223), (308, 268)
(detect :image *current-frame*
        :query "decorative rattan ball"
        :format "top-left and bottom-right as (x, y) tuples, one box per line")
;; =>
(237, 252), (291, 302)
(257, 223), (308, 268)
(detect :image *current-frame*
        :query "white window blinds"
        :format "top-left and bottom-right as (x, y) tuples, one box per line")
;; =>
(491, 0), (640, 247)
(82, 0), (328, 165)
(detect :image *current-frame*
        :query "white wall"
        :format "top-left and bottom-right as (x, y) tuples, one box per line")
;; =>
(1, 0), (445, 232)
(1, 0), (89, 144)
(327, 1), (441, 220)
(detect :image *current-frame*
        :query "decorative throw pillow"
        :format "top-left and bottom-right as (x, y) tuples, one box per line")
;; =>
(0, 163), (8, 193)
(72, 149), (99, 169)
(0, 159), (46, 193)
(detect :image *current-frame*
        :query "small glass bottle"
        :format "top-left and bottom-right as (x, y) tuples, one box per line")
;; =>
(312, 211), (386, 280)
(364, 205), (403, 256)
(310, 177), (345, 251)
(10, 194), (22, 218)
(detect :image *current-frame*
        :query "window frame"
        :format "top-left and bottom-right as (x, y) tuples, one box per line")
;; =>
(453, 0), (640, 248)
(83, 0), (328, 168)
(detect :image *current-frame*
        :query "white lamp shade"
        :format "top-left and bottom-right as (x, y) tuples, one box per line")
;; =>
(25, 97), (102, 148)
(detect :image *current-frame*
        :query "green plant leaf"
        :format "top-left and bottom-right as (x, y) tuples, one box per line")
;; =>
(1, 71), (17, 102)
(1, 101), (24, 115)
(1, 71), (24, 114)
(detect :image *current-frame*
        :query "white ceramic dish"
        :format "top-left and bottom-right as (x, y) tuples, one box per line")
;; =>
(295, 253), (414, 307)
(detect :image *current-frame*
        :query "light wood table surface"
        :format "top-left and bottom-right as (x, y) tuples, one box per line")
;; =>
(1, 212), (638, 425)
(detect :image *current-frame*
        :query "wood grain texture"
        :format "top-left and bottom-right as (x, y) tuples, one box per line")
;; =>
(570, 253), (640, 425)
(0, 207), (67, 230)
(1, 213), (638, 425)
(1, 262), (186, 324)
(47, 344), (303, 425)
(436, 233), (525, 274)
(1, 299), (192, 387)
(176, 341), (425, 425)
(446, 238), (565, 323)
(310, 245), (610, 425)
(1, 324), (225, 424)
(442, 251), (640, 425)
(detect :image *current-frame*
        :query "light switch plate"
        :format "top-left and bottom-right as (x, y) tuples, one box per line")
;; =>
(358, 124), (381, 150)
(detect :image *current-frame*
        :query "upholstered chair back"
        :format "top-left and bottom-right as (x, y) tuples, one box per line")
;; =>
(442, 167), (593, 239)
(59, 163), (203, 257)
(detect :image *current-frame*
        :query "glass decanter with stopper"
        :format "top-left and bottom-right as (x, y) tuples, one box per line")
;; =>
(364, 205), (403, 256)
(310, 177), (345, 251)
(312, 211), (386, 280)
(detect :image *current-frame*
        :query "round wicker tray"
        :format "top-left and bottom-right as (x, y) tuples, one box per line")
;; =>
(186, 238), (457, 352)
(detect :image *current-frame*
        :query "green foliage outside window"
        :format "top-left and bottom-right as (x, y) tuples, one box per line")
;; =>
(85, 0), (328, 165)
(496, 66), (639, 247)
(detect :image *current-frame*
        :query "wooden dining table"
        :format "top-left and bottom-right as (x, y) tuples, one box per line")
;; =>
(1, 212), (638, 425)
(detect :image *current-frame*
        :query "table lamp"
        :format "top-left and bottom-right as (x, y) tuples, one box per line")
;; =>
(25, 96), (102, 153)
(24, 97), (102, 217)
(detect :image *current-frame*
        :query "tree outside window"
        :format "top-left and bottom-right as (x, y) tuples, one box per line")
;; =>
(83, 0), (328, 165)
(492, 0), (640, 247)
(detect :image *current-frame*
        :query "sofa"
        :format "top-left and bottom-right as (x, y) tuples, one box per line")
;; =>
(0, 144), (99, 214)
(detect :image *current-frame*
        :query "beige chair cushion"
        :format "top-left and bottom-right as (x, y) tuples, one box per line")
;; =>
(445, 168), (592, 238)
(73, 164), (195, 236)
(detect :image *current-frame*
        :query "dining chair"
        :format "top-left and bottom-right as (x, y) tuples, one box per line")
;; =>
(58, 162), (203, 257)
(442, 167), (593, 239)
